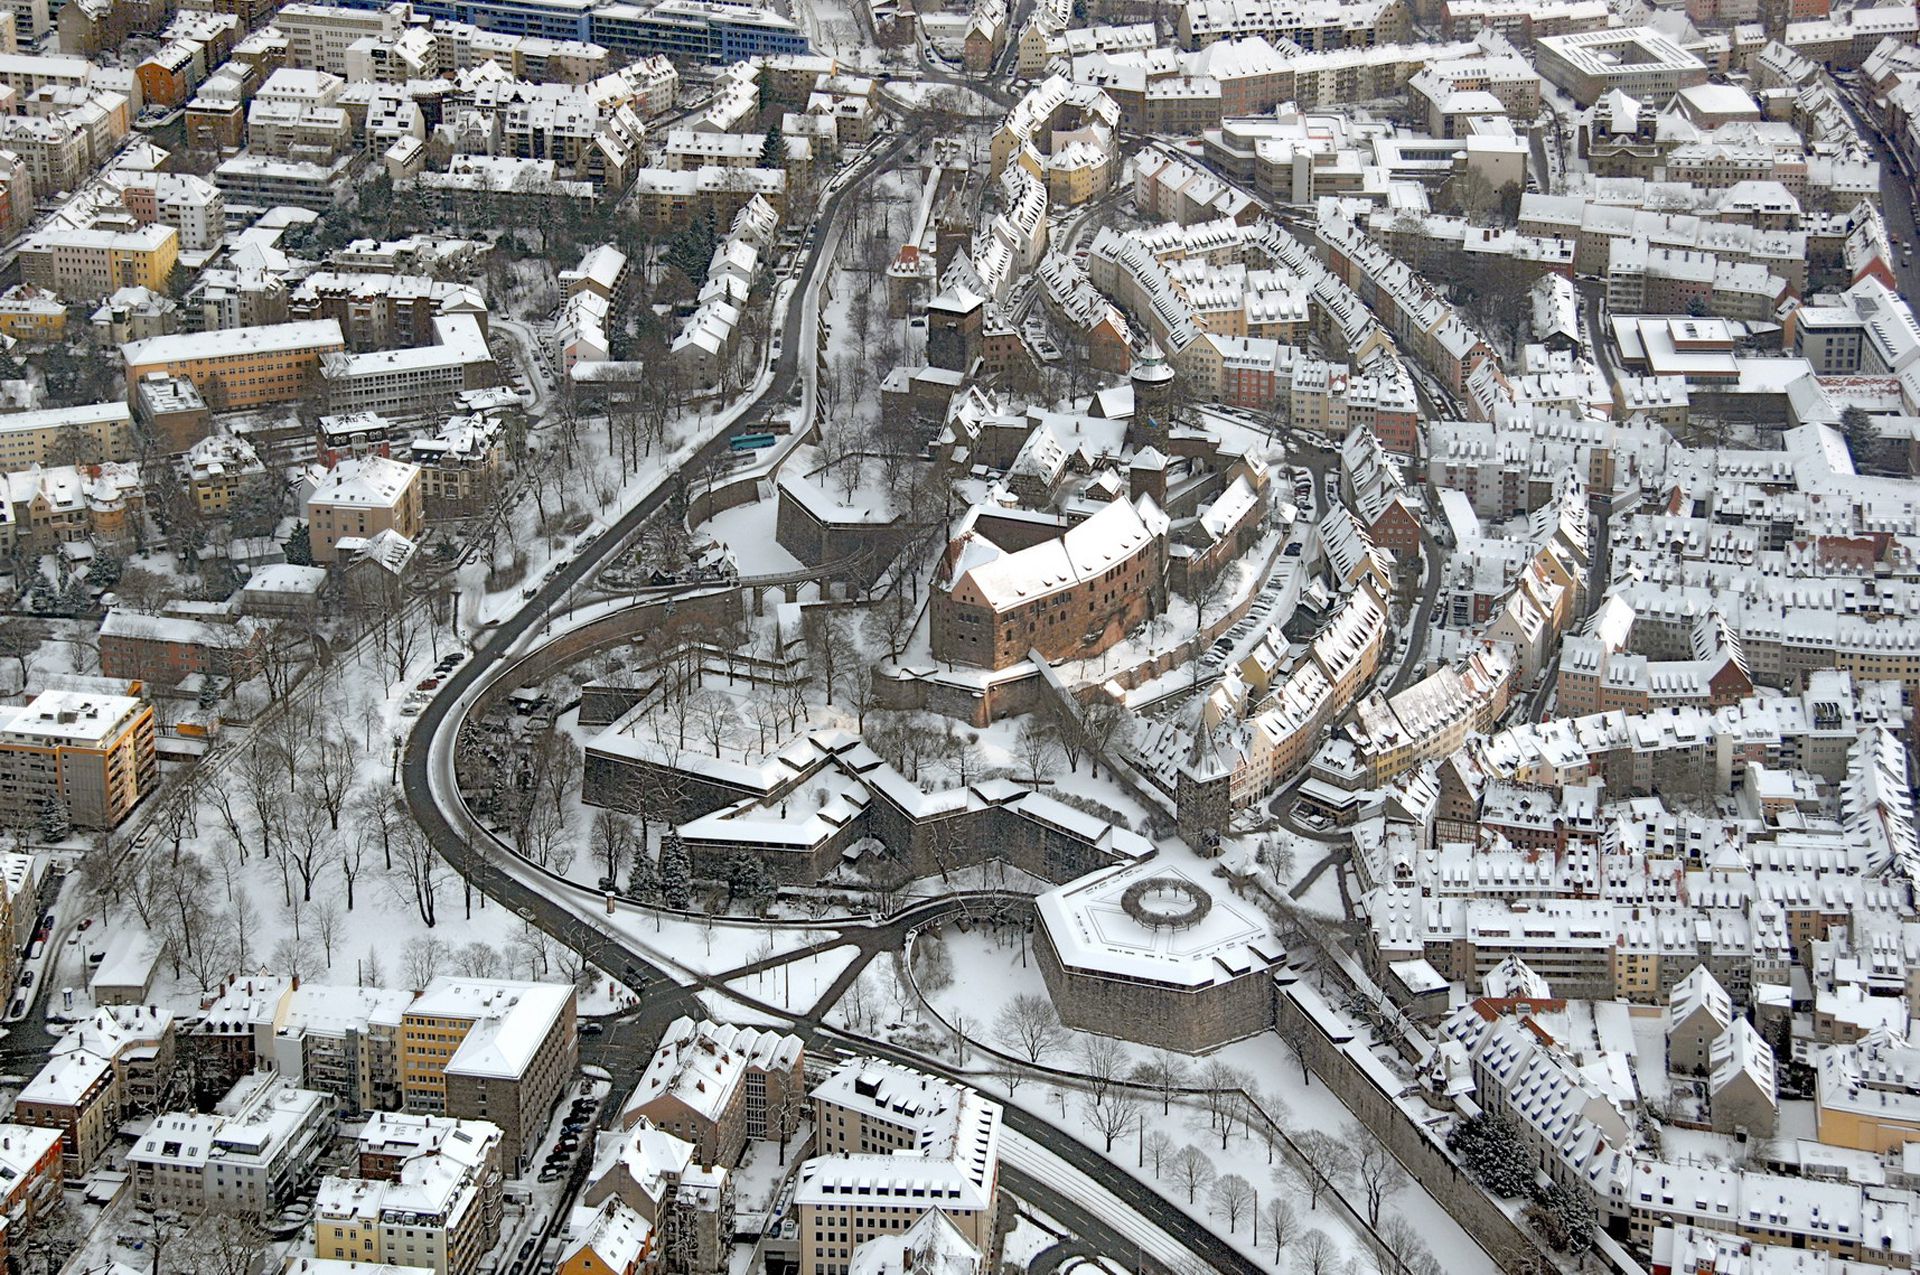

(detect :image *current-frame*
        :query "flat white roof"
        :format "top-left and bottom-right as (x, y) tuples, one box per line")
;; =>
(0, 690), (143, 746)
(1036, 860), (1281, 989)
(123, 319), (344, 366)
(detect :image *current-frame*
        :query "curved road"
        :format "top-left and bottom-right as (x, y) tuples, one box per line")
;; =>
(398, 109), (1259, 1274)
(401, 108), (934, 1011)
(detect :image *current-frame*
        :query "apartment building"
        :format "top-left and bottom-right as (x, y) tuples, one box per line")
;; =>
(110, 170), (225, 253)
(320, 313), (495, 419)
(586, 0), (808, 63)
(1625, 1161), (1914, 1266)
(0, 1125), (62, 1243)
(0, 401), (133, 472)
(127, 1072), (334, 1215)
(0, 283), (65, 340)
(406, 412), (508, 517)
(399, 979), (577, 1173)
(1150, 570), (1390, 831)
(314, 1115), (504, 1275)
(1175, 0), (1409, 49)
(288, 273), (486, 352)
(182, 433), (263, 516)
(1535, 27), (1710, 103)
(120, 319), (347, 411)
(98, 609), (264, 687)
(1815, 1030), (1920, 1153)
(18, 223), (177, 298)
(797, 1061), (1002, 1275)
(11, 1003), (176, 1181)
(276, 2), (410, 75)
(557, 1197), (654, 1275)
(273, 983), (416, 1116)
(619, 1017), (804, 1166)
(13, 1051), (115, 1175)
(0, 690), (156, 830)
(305, 454), (424, 564)
(627, 164), (787, 233)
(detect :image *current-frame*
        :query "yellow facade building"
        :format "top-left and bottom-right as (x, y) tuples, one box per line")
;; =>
(120, 319), (345, 410)
(0, 690), (157, 829)
(19, 224), (178, 299)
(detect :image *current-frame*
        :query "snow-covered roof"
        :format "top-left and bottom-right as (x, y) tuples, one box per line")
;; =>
(848, 1208), (981, 1275)
(407, 978), (572, 1081)
(944, 495), (1167, 611)
(559, 1198), (652, 1274)
(0, 690), (144, 746)
(1034, 860), (1281, 988)
(122, 319), (344, 366)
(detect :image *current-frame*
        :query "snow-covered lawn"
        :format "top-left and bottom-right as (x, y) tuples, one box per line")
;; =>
(693, 986), (793, 1026)
(897, 923), (1486, 1272)
(600, 907), (843, 980)
(702, 500), (807, 576)
(721, 943), (861, 1013)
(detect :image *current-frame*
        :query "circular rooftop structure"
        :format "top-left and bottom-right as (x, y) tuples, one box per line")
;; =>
(1120, 876), (1212, 931)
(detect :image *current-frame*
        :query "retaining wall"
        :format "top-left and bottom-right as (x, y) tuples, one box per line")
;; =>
(1272, 977), (1548, 1271)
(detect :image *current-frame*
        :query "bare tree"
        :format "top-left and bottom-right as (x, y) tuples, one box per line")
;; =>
(1080, 1034), (1129, 1108)
(205, 770), (249, 854)
(1043, 694), (1085, 773)
(1085, 1084), (1138, 1153)
(692, 689), (740, 756)
(1375, 1216), (1436, 1275)
(272, 932), (316, 982)
(1170, 1144), (1217, 1204)
(942, 725), (987, 786)
(1133, 1049), (1191, 1114)
(1351, 1130), (1408, 1227)
(391, 819), (447, 927)
(150, 857), (213, 973)
(590, 809), (635, 885)
(456, 940), (502, 978)
(1289, 1130), (1354, 1211)
(994, 993), (1067, 1065)
(239, 741), (287, 870)
(339, 827), (368, 912)
(1144, 1128), (1175, 1176)
(402, 935), (448, 988)
(1265, 1195), (1302, 1262)
(229, 890), (256, 972)
(1081, 699), (1130, 780)
(1198, 1057), (1243, 1134)
(1276, 1011), (1316, 1087)
(286, 793), (339, 902)
(1015, 717), (1057, 786)
(311, 897), (343, 969)
(1211, 1173), (1255, 1233)
(308, 733), (356, 830)
(172, 905), (239, 993)
(848, 660), (879, 729)
(351, 787), (402, 872)
(1293, 1230), (1339, 1275)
